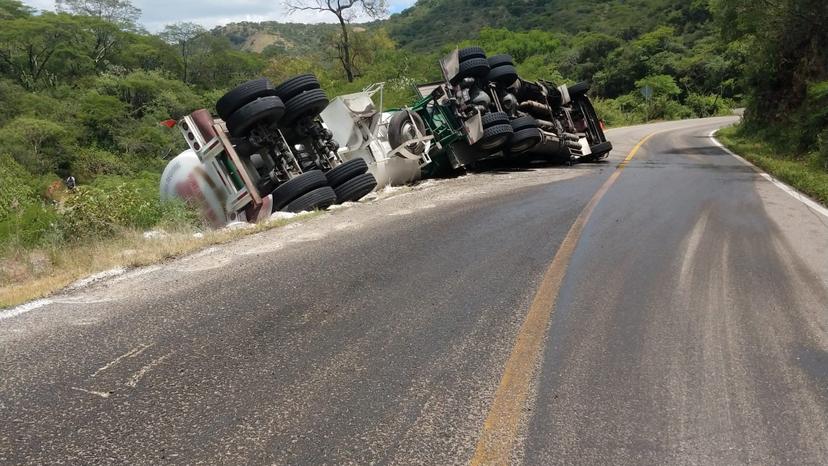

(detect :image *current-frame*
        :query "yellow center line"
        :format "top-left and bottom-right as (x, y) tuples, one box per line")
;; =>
(469, 132), (657, 466)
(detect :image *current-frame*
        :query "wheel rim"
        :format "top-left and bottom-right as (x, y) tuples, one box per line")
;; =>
(480, 135), (509, 150)
(400, 120), (425, 154)
(512, 138), (539, 152)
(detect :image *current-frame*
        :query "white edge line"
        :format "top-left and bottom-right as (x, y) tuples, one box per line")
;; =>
(0, 299), (53, 320)
(1, 267), (130, 320)
(709, 129), (828, 219)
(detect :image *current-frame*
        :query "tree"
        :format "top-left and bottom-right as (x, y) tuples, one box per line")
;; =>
(159, 22), (205, 84)
(0, 0), (33, 20)
(285, 0), (388, 82)
(55, 0), (140, 29)
(0, 13), (87, 89)
(55, 1), (143, 72)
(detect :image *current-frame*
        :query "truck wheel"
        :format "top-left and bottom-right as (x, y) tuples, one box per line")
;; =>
(388, 110), (427, 153)
(284, 186), (337, 213)
(274, 74), (321, 102)
(509, 128), (542, 153)
(587, 141), (613, 161)
(482, 111), (510, 128)
(459, 46), (486, 62)
(568, 82), (590, 97)
(226, 96), (285, 138)
(282, 88), (330, 125)
(477, 123), (513, 150)
(334, 172), (378, 203)
(216, 78), (278, 121)
(272, 170), (328, 211)
(487, 65), (519, 85)
(455, 57), (490, 82)
(325, 158), (368, 188)
(510, 115), (538, 132)
(487, 54), (514, 69)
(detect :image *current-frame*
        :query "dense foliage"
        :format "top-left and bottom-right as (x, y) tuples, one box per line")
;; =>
(0, 0), (824, 256)
(712, 0), (827, 167)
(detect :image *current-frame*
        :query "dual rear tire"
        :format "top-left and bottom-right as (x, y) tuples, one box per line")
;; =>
(271, 159), (377, 212)
(218, 75), (329, 137)
(487, 54), (518, 85)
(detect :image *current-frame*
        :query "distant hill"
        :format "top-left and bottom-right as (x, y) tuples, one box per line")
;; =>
(214, 0), (711, 54)
(385, 0), (710, 49)
(212, 22), (342, 55)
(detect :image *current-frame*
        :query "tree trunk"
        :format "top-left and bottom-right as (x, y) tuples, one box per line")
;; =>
(181, 41), (188, 84)
(336, 15), (354, 82)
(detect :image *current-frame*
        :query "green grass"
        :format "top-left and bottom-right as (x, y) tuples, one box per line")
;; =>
(717, 125), (828, 207)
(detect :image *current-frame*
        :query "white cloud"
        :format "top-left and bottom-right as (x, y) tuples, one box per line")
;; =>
(22, 0), (417, 32)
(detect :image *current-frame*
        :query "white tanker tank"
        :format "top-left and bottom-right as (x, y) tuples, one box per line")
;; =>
(320, 83), (432, 189)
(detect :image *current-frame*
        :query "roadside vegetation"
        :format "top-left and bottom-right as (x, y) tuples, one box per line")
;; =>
(0, 0), (824, 301)
(713, 0), (828, 206)
(718, 126), (828, 206)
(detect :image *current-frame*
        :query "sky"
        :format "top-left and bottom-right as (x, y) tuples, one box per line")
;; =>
(22, 0), (417, 32)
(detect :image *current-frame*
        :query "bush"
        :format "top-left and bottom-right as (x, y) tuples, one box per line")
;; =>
(685, 93), (729, 118)
(818, 130), (828, 171)
(73, 147), (131, 183)
(0, 203), (60, 248)
(78, 91), (129, 146)
(0, 116), (76, 175)
(0, 154), (37, 219)
(0, 79), (24, 126)
(59, 173), (166, 240)
(115, 116), (181, 160)
(591, 98), (639, 127)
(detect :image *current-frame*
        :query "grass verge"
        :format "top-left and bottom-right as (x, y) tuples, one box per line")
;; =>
(0, 211), (322, 309)
(717, 125), (828, 207)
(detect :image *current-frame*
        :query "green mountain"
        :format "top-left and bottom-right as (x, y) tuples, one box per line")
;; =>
(215, 0), (712, 53)
(386, 0), (710, 49)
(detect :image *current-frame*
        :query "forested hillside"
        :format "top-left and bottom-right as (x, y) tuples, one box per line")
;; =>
(387, 0), (710, 50)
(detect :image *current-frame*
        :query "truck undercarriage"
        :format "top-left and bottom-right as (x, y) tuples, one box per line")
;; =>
(161, 47), (613, 228)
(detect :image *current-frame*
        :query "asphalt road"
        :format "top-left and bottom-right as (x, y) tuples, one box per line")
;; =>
(2, 117), (827, 465)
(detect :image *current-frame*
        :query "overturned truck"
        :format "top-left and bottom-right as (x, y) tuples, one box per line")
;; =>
(161, 75), (380, 227)
(385, 47), (612, 176)
(161, 47), (612, 228)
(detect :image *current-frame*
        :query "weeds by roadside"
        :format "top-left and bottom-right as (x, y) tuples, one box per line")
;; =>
(717, 125), (828, 207)
(0, 211), (321, 309)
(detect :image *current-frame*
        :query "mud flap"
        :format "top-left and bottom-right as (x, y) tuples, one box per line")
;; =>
(440, 50), (461, 84)
(464, 111), (484, 146)
(578, 138), (592, 156)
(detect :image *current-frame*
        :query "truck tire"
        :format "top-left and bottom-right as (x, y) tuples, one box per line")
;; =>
(482, 111), (510, 128)
(216, 78), (278, 121)
(282, 88), (330, 125)
(271, 170), (328, 210)
(388, 110), (427, 153)
(455, 57), (490, 82)
(284, 186), (337, 213)
(226, 96), (285, 138)
(510, 115), (538, 132)
(487, 65), (519, 85)
(274, 74), (321, 102)
(334, 172), (377, 203)
(509, 128), (542, 153)
(487, 54), (514, 69)
(587, 141), (613, 160)
(325, 158), (368, 188)
(477, 123), (513, 150)
(568, 82), (590, 97)
(459, 46), (486, 62)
